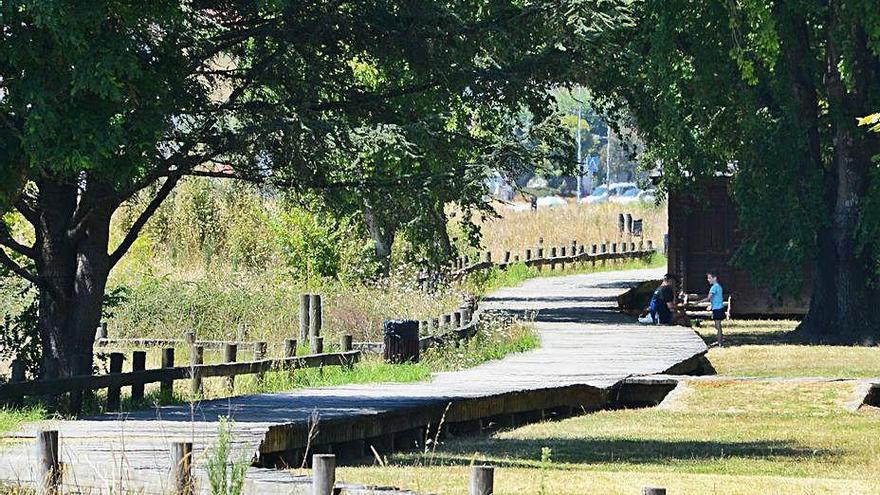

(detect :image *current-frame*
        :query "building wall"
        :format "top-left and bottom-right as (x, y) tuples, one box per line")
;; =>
(668, 179), (809, 317)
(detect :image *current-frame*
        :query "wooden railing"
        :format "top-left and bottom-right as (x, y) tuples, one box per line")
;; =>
(444, 239), (655, 280)
(0, 349), (359, 409)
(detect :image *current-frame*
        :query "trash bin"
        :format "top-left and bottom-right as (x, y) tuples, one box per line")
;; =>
(383, 320), (420, 363)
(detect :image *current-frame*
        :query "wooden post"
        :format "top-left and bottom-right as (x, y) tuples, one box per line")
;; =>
(161, 347), (175, 397)
(37, 430), (60, 495)
(299, 293), (310, 345)
(560, 246), (566, 270)
(170, 442), (193, 495)
(525, 248), (532, 261)
(631, 241), (636, 252)
(647, 239), (654, 250)
(618, 213), (625, 234)
(224, 343), (237, 392)
(284, 338), (297, 358)
(503, 251), (511, 263)
(254, 341), (267, 383)
(131, 351), (146, 403)
(312, 454), (336, 495)
(642, 488), (666, 495)
(340, 334), (353, 352)
(309, 294), (322, 343)
(460, 305), (472, 325)
(550, 247), (557, 270)
(470, 465), (494, 495)
(191, 345), (204, 397)
(311, 336), (324, 354)
(107, 352), (124, 411)
(483, 251), (492, 264)
(625, 213), (633, 234)
(611, 242), (617, 254)
(453, 311), (462, 327)
(442, 314), (452, 328)
(431, 318), (439, 332)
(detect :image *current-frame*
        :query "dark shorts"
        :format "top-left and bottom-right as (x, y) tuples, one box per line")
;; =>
(712, 308), (726, 321)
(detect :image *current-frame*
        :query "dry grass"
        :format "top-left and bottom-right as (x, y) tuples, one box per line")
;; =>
(468, 201), (666, 256)
(339, 380), (880, 494)
(694, 319), (880, 378)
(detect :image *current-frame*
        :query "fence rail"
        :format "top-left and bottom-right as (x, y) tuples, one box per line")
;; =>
(446, 239), (655, 280)
(0, 351), (359, 404)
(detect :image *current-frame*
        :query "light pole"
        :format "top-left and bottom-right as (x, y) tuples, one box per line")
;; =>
(576, 104), (583, 200)
(606, 126), (612, 187)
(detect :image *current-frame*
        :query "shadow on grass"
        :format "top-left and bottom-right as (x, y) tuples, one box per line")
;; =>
(408, 437), (835, 468)
(694, 325), (804, 347)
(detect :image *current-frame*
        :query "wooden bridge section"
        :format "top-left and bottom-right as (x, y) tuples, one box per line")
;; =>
(0, 268), (707, 494)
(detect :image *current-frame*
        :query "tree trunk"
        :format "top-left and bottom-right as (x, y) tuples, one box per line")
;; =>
(362, 201), (396, 276)
(798, 7), (880, 342)
(34, 179), (113, 410)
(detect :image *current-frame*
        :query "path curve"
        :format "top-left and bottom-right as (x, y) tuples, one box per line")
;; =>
(0, 268), (707, 493)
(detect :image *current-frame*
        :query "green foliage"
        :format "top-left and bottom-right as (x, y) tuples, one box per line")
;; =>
(205, 417), (248, 495)
(583, 0), (880, 307)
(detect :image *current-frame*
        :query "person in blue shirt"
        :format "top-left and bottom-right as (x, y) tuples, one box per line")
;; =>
(697, 270), (725, 347)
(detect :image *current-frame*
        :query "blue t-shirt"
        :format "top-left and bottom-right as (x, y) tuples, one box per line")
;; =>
(709, 282), (724, 310)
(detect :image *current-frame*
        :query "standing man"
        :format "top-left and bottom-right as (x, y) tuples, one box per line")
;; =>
(649, 273), (678, 324)
(697, 270), (725, 347)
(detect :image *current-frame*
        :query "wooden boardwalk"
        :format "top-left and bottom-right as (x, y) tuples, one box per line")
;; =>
(0, 268), (707, 494)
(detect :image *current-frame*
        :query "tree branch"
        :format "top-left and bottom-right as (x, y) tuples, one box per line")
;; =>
(0, 247), (40, 287)
(0, 223), (35, 259)
(108, 175), (181, 267)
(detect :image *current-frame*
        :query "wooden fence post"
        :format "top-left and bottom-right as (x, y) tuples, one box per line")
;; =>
(132, 351), (146, 403)
(647, 239), (654, 250)
(503, 251), (510, 264)
(442, 314), (452, 328)
(484, 251), (492, 264)
(309, 294), (322, 343)
(170, 442), (193, 495)
(224, 343), (237, 392)
(254, 341), (267, 384)
(525, 248), (532, 262)
(453, 311), (462, 328)
(9, 359), (25, 407)
(618, 213), (625, 234)
(312, 454), (336, 495)
(460, 305), (472, 325)
(625, 213), (633, 234)
(160, 348), (175, 397)
(284, 339), (297, 358)
(191, 345), (204, 397)
(311, 336), (324, 354)
(107, 352), (124, 411)
(642, 488), (666, 495)
(550, 247), (557, 270)
(340, 334), (353, 352)
(470, 465), (494, 495)
(299, 293), (310, 345)
(431, 318), (439, 332)
(37, 430), (60, 495)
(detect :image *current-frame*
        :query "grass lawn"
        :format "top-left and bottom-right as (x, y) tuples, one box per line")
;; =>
(694, 319), (880, 378)
(340, 380), (880, 494)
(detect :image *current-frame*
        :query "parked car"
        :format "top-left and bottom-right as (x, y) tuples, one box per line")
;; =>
(579, 184), (610, 204)
(536, 195), (568, 208)
(637, 189), (657, 204)
(608, 185), (641, 204)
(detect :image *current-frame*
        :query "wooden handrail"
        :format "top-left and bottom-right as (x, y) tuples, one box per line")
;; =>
(0, 351), (359, 401)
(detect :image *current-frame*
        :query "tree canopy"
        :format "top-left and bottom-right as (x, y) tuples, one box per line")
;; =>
(0, 0), (628, 398)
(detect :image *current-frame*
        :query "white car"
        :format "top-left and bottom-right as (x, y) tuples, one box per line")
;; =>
(637, 189), (657, 203)
(536, 195), (568, 208)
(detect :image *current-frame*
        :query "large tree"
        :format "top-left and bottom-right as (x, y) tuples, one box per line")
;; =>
(0, 0), (624, 398)
(584, 0), (880, 341)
